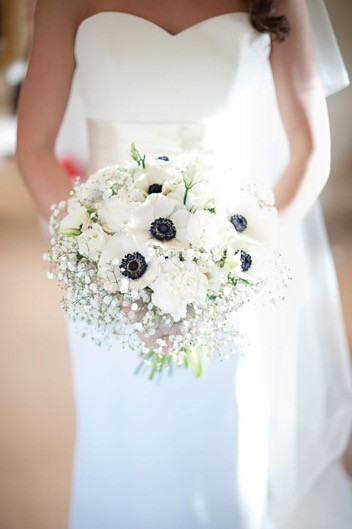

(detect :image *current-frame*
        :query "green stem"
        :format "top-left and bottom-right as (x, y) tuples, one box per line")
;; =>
(183, 186), (190, 206)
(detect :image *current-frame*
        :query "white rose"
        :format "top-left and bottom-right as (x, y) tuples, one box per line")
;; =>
(203, 264), (228, 292)
(149, 260), (208, 321)
(98, 195), (131, 232)
(60, 199), (90, 234)
(77, 224), (109, 261)
(186, 210), (226, 250)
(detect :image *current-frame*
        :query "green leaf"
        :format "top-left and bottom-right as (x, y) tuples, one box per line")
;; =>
(190, 349), (203, 378)
(59, 227), (81, 237)
(184, 348), (203, 378)
(237, 278), (252, 285)
(130, 143), (146, 168)
(130, 142), (140, 162)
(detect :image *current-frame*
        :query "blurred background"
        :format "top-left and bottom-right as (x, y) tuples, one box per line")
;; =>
(0, 1), (351, 528)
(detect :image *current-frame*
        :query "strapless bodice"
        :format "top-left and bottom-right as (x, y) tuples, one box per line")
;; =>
(73, 11), (288, 185)
(74, 12), (270, 121)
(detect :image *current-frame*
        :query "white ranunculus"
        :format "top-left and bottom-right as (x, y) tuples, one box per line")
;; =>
(98, 233), (159, 292)
(127, 193), (191, 249)
(186, 210), (226, 250)
(226, 195), (278, 246)
(149, 260), (208, 321)
(77, 224), (109, 262)
(97, 195), (132, 232)
(60, 199), (90, 233)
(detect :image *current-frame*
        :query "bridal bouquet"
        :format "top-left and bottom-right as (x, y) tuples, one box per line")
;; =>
(45, 144), (288, 379)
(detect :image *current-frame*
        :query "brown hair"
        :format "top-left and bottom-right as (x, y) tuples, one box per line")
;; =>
(245, 0), (290, 41)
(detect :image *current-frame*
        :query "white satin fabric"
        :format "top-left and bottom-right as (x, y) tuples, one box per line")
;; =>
(68, 11), (352, 529)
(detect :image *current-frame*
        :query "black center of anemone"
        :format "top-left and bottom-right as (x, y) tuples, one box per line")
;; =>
(150, 217), (176, 241)
(230, 214), (247, 233)
(128, 260), (139, 271)
(157, 155), (169, 161)
(240, 250), (252, 272)
(148, 183), (163, 194)
(119, 252), (148, 280)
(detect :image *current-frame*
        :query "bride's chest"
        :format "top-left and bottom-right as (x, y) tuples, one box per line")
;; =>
(74, 12), (271, 121)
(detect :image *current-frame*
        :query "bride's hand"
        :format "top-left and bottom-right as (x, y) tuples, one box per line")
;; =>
(122, 305), (177, 354)
(276, 204), (299, 227)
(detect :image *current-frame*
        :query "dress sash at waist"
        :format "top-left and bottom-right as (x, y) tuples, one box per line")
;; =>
(86, 118), (211, 173)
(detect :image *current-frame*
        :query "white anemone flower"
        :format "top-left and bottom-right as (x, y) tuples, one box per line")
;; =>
(226, 195), (278, 246)
(98, 233), (159, 292)
(149, 259), (208, 321)
(134, 163), (174, 196)
(127, 193), (191, 249)
(97, 195), (132, 233)
(224, 241), (270, 282)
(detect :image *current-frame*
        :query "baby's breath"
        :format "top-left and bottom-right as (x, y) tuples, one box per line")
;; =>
(46, 144), (291, 381)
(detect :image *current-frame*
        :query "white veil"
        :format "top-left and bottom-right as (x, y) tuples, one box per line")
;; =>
(306, 0), (350, 96)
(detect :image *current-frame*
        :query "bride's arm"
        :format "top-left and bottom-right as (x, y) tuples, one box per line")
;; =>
(270, 0), (331, 223)
(16, 0), (81, 222)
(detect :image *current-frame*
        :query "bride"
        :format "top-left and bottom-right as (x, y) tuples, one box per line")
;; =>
(16, 0), (352, 528)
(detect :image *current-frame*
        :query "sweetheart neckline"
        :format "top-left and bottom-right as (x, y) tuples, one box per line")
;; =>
(76, 10), (251, 40)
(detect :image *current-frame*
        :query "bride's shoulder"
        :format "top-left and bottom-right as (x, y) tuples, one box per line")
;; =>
(75, 0), (127, 29)
(34, 0), (86, 33)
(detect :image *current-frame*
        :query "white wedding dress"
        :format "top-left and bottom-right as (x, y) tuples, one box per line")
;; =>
(66, 11), (352, 529)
